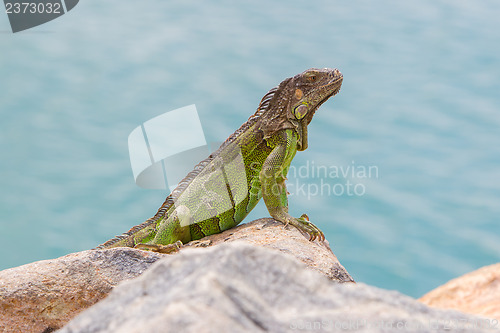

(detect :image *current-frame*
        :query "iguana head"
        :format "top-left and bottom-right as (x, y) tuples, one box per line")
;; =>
(289, 68), (343, 125)
(257, 68), (343, 151)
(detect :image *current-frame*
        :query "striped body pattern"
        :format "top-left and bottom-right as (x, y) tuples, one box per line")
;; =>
(97, 68), (343, 250)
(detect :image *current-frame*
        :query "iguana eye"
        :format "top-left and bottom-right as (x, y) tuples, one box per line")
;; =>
(308, 75), (317, 82)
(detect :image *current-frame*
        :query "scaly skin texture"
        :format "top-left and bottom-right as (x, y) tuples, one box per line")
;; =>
(96, 68), (343, 252)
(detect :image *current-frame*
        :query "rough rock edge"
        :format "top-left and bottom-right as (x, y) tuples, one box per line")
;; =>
(58, 243), (496, 333)
(0, 247), (164, 333)
(184, 218), (353, 283)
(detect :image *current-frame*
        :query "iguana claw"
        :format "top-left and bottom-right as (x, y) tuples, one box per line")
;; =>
(289, 214), (325, 242)
(188, 239), (212, 248)
(134, 240), (183, 254)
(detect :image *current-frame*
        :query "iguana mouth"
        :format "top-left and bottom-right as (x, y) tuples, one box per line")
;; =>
(315, 76), (343, 109)
(302, 74), (342, 127)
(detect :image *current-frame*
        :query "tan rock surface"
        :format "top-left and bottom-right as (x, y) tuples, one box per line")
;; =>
(419, 263), (500, 321)
(60, 243), (493, 333)
(0, 248), (163, 333)
(185, 218), (353, 283)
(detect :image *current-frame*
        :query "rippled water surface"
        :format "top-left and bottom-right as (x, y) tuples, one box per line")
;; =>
(1, 1), (499, 297)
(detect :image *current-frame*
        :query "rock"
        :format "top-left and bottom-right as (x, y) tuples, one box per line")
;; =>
(420, 263), (500, 321)
(0, 248), (164, 333)
(185, 218), (353, 283)
(0, 218), (351, 332)
(58, 243), (495, 333)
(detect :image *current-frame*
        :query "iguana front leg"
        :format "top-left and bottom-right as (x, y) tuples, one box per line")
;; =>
(260, 130), (325, 241)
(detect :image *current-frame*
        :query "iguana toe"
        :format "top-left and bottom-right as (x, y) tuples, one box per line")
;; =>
(134, 240), (183, 254)
(289, 214), (325, 242)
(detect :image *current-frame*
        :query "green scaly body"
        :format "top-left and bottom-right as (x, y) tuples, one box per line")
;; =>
(96, 68), (343, 252)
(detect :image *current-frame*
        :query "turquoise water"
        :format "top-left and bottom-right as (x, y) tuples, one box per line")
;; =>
(1, 1), (499, 298)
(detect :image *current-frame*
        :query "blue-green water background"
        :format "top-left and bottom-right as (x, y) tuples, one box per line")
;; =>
(1, 1), (499, 298)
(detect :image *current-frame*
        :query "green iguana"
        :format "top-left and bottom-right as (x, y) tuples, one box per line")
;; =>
(96, 68), (343, 253)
